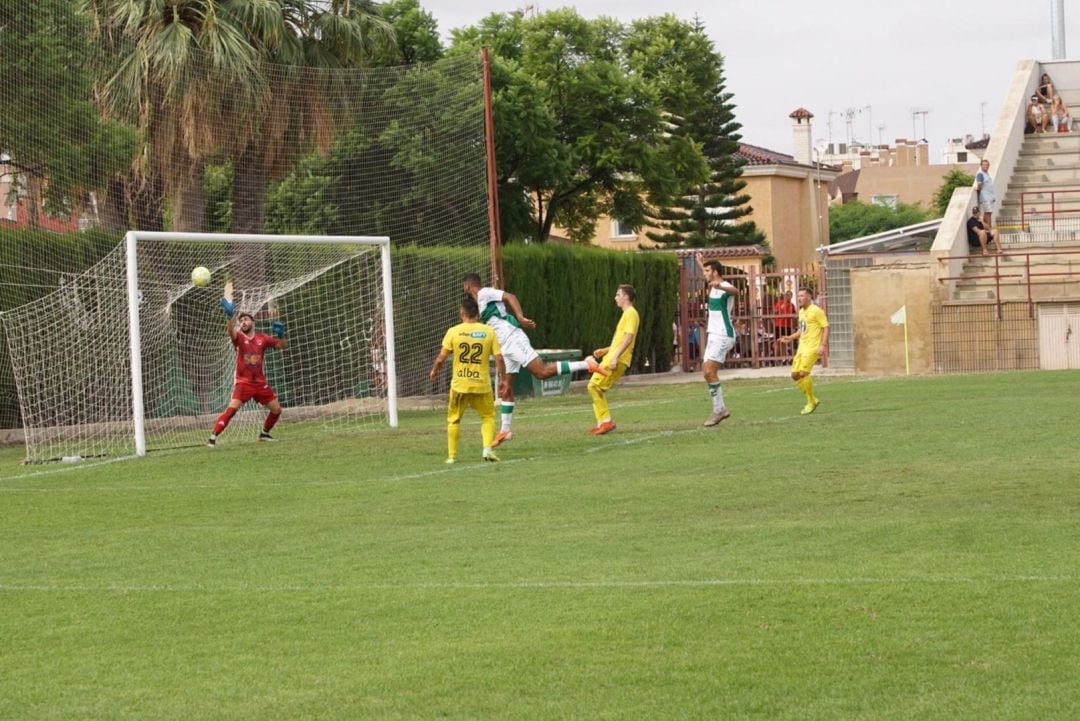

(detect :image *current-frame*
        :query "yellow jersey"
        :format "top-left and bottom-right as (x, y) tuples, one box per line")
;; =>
(608, 305), (640, 367)
(441, 321), (501, 394)
(797, 304), (829, 355)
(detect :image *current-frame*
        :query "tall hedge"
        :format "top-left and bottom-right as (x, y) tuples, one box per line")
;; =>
(502, 244), (679, 373)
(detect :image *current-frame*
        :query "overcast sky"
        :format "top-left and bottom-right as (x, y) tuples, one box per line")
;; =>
(417, 0), (1069, 163)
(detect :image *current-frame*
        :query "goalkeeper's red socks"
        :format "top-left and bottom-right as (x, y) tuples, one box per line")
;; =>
(263, 411), (280, 433)
(213, 406), (237, 436)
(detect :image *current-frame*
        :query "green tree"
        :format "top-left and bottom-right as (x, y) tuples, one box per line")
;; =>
(265, 54), (486, 244)
(829, 200), (932, 243)
(452, 9), (671, 243)
(377, 0), (444, 63)
(625, 16), (763, 248)
(0, 0), (135, 227)
(223, 0), (396, 234)
(932, 169), (976, 217)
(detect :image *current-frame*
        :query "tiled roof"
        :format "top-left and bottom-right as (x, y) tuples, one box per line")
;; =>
(674, 246), (768, 258)
(737, 142), (840, 172)
(736, 142), (800, 166)
(828, 169), (861, 199)
(789, 107), (814, 119)
(965, 136), (990, 150)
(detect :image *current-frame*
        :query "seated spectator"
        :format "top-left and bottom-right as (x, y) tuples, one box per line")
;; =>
(966, 205), (999, 255)
(1037, 73), (1055, 106)
(1052, 95), (1071, 133)
(1027, 94), (1050, 133)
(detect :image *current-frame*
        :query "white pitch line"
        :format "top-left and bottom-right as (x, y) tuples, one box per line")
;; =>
(1, 575), (1077, 593)
(584, 429), (696, 452)
(0, 456), (535, 494)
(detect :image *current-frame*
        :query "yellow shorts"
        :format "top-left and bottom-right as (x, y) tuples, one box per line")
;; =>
(790, 350), (820, 376)
(447, 390), (495, 424)
(587, 363), (627, 393)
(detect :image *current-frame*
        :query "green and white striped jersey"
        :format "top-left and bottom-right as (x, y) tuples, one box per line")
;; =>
(707, 288), (736, 339)
(477, 286), (522, 341)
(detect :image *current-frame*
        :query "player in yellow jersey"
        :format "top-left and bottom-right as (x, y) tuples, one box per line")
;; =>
(778, 288), (829, 415)
(587, 285), (639, 435)
(429, 297), (505, 463)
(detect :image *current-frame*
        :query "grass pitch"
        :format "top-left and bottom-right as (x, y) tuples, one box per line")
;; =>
(2, 371), (1079, 720)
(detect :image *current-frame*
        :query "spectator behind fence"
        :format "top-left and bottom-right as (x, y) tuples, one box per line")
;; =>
(772, 290), (796, 354)
(1052, 95), (1071, 133)
(1027, 94), (1050, 134)
(966, 206), (999, 256)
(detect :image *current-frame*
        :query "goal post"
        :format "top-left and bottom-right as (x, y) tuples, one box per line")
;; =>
(125, 232), (398, 458)
(4, 232), (398, 463)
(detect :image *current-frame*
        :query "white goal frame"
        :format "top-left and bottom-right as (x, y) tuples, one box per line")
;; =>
(125, 231), (398, 457)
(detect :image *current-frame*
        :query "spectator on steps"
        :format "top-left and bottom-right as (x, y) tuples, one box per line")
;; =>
(1052, 95), (1071, 133)
(967, 206), (999, 256)
(976, 159), (996, 229)
(1037, 73), (1056, 106)
(1027, 94), (1050, 134)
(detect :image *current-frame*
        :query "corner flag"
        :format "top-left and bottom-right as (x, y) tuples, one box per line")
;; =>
(890, 305), (909, 374)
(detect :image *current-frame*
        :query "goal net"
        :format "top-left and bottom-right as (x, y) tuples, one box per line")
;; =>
(0, 7), (496, 462)
(1, 233), (395, 462)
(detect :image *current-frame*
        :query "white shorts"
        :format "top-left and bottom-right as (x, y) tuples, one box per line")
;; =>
(978, 197), (996, 214)
(704, 334), (736, 364)
(498, 328), (540, 374)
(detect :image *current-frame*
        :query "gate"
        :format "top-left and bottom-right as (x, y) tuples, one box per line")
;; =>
(674, 253), (827, 371)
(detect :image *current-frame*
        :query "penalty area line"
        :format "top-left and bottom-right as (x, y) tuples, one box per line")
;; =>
(2, 575), (1078, 594)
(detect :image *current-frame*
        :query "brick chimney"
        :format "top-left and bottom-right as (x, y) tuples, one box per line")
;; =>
(790, 108), (814, 165)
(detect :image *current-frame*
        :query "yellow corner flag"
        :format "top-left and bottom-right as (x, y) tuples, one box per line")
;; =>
(890, 305), (909, 374)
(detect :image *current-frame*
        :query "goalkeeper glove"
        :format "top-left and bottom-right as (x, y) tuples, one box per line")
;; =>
(219, 298), (234, 319)
(271, 321), (286, 339)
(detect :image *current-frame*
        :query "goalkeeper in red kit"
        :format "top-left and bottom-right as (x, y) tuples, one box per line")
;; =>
(207, 299), (289, 448)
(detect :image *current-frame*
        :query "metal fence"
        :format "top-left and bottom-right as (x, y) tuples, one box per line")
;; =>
(675, 255), (827, 371)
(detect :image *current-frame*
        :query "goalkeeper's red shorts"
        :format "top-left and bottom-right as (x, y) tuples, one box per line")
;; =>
(232, 381), (277, 406)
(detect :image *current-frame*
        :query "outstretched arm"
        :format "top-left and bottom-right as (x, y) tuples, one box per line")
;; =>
(271, 320), (289, 350)
(500, 291), (536, 329)
(694, 251), (707, 274)
(220, 298), (237, 341)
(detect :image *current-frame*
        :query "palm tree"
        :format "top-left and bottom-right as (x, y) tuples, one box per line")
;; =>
(81, 0), (394, 234)
(81, 0), (259, 232)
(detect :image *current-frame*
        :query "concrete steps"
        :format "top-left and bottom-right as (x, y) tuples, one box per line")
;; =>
(951, 94), (1080, 301)
(950, 250), (1080, 301)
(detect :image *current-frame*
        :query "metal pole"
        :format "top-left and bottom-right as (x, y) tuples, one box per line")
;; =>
(1051, 0), (1066, 60)
(482, 47), (504, 288)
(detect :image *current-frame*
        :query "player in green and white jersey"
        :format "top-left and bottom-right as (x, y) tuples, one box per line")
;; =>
(463, 273), (606, 447)
(697, 252), (741, 428)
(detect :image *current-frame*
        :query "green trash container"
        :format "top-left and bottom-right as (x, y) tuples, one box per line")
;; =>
(511, 349), (582, 397)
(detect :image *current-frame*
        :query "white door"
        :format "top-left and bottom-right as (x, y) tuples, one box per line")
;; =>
(1038, 304), (1080, 369)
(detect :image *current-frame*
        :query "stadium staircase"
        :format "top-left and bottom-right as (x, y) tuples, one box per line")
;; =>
(952, 85), (1080, 302)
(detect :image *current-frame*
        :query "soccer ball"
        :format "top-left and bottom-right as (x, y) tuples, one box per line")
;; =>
(191, 266), (212, 287)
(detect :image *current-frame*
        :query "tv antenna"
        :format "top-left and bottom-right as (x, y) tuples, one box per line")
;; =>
(911, 107), (931, 142)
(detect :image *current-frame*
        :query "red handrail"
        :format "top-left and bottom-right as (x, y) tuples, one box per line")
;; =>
(938, 247), (1080, 319)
